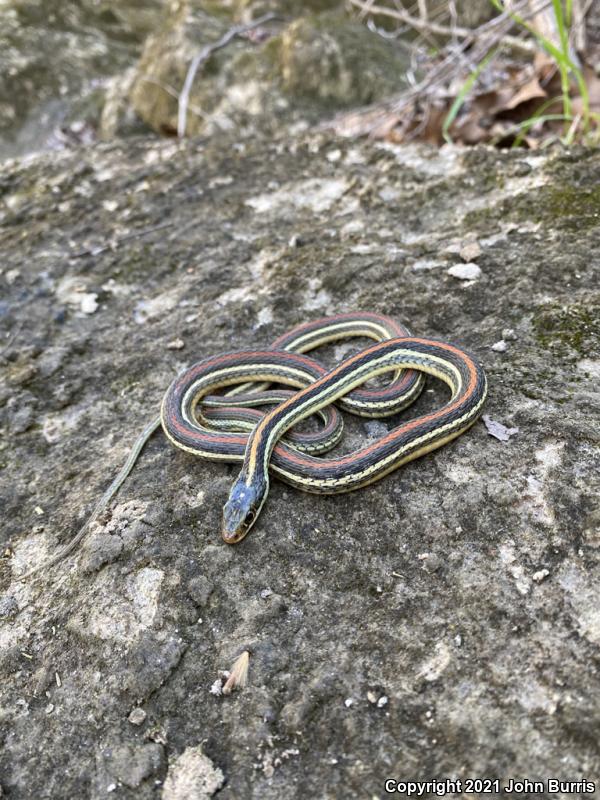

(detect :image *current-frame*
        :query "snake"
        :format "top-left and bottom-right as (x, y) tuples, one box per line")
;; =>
(19, 312), (486, 579)
(161, 313), (487, 543)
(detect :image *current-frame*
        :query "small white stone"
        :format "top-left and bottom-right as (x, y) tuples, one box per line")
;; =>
(532, 569), (550, 582)
(411, 258), (446, 272)
(447, 262), (482, 280)
(459, 241), (482, 261)
(128, 707), (147, 726)
(491, 340), (508, 352)
(377, 695), (388, 708)
(166, 338), (185, 350)
(80, 293), (98, 314)
(340, 219), (365, 238)
(344, 697), (354, 708)
(5, 268), (21, 284)
(503, 328), (517, 340)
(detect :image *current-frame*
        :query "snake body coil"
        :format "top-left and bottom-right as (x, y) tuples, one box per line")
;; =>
(161, 313), (487, 543)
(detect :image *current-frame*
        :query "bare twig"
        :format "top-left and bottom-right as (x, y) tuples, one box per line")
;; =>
(139, 77), (211, 122)
(347, 0), (538, 53)
(333, 0), (554, 137)
(0, 321), (22, 357)
(177, 12), (278, 138)
(572, 0), (594, 53)
(70, 222), (174, 259)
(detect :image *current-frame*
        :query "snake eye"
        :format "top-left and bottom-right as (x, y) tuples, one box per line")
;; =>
(245, 509), (256, 528)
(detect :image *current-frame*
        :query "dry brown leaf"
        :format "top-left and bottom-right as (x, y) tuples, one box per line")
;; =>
(502, 76), (547, 110)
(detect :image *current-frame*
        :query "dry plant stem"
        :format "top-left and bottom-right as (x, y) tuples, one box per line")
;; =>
(573, 0), (594, 52)
(140, 77), (211, 122)
(70, 222), (174, 259)
(0, 322), (22, 356)
(177, 13), (278, 138)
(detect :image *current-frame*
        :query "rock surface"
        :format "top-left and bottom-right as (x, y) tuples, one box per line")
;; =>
(0, 0), (166, 159)
(1, 133), (599, 798)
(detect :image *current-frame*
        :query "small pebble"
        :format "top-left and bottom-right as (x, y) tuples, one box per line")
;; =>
(503, 328), (517, 340)
(483, 415), (519, 442)
(80, 293), (98, 314)
(447, 263), (482, 280)
(532, 569), (550, 583)
(459, 242), (482, 261)
(128, 708), (147, 726)
(5, 269), (21, 284)
(491, 340), (508, 352)
(166, 338), (185, 350)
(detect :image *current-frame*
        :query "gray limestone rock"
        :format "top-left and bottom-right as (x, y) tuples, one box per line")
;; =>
(128, 2), (412, 138)
(0, 132), (599, 797)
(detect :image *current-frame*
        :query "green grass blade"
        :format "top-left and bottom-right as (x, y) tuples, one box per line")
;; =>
(442, 49), (497, 144)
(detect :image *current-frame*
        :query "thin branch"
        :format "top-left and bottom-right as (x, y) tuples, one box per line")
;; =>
(177, 12), (278, 138)
(571, 0), (593, 53)
(69, 222), (174, 259)
(347, 0), (539, 53)
(139, 77), (211, 121)
(0, 321), (22, 357)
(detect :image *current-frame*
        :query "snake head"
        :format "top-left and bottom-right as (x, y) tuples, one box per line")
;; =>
(221, 475), (267, 544)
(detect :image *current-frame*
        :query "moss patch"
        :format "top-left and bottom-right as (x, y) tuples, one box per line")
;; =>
(466, 183), (600, 233)
(534, 299), (600, 355)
